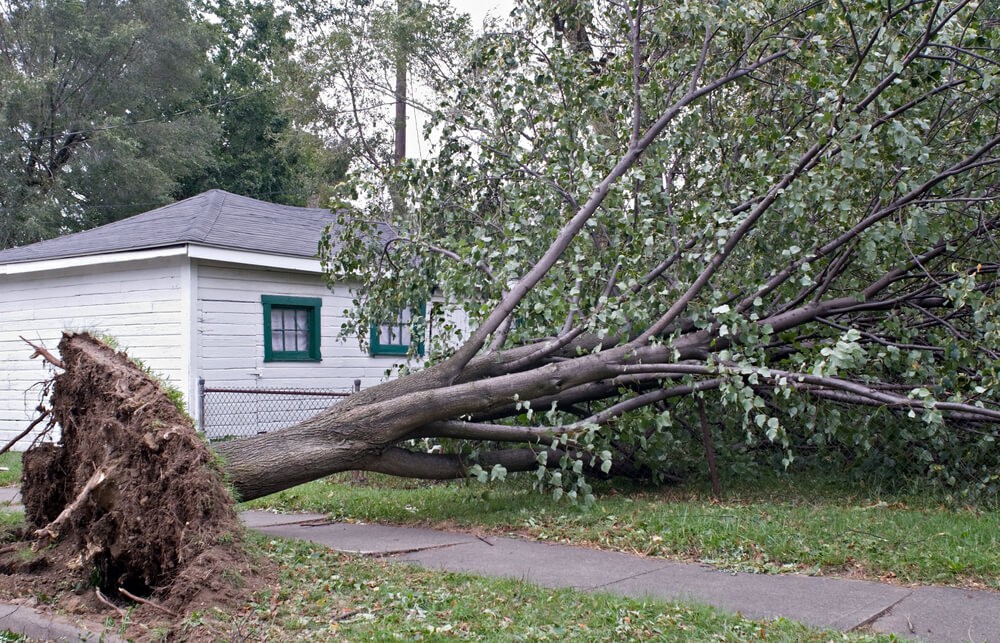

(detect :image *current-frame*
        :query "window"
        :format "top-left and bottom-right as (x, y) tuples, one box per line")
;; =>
(370, 305), (425, 356)
(262, 295), (322, 362)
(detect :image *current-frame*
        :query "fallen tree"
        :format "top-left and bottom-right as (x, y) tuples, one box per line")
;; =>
(218, 0), (1000, 501)
(16, 0), (1000, 511)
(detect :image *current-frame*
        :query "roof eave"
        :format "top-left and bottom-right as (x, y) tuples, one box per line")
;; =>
(0, 246), (190, 276)
(0, 243), (324, 277)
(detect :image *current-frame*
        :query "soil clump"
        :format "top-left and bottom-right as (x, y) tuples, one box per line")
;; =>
(0, 332), (269, 638)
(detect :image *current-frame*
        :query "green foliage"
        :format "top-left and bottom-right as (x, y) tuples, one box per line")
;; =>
(0, 0), (352, 249)
(177, 0), (351, 205)
(324, 0), (1000, 499)
(292, 0), (472, 172)
(0, 0), (219, 248)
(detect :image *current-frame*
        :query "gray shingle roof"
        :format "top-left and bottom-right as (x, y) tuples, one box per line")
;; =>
(0, 190), (361, 265)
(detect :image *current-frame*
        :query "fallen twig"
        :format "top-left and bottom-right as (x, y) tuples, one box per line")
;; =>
(21, 337), (64, 369)
(95, 587), (127, 618)
(0, 410), (50, 458)
(333, 606), (387, 622)
(118, 586), (179, 618)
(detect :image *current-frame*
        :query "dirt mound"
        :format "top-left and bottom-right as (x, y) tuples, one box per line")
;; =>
(1, 332), (264, 632)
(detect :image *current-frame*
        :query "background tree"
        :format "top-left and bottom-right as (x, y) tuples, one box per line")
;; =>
(177, 0), (351, 206)
(292, 0), (470, 171)
(0, 0), (218, 248)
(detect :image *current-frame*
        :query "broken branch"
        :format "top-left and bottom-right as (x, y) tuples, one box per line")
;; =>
(21, 337), (64, 369)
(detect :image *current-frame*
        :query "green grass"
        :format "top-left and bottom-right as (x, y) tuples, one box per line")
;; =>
(0, 512), (890, 641)
(242, 471), (1000, 589)
(0, 452), (21, 488)
(226, 534), (892, 641)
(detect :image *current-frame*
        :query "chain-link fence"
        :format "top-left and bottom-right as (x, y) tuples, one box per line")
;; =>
(199, 379), (358, 440)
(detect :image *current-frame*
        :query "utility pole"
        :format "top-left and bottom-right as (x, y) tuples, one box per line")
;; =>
(393, 0), (408, 165)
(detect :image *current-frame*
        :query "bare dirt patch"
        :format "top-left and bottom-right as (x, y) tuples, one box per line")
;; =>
(0, 332), (271, 639)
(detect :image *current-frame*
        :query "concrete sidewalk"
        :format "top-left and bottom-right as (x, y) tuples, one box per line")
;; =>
(3, 490), (998, 641)
(0, 486), (20, 508)
(245, 510), (1000, 642)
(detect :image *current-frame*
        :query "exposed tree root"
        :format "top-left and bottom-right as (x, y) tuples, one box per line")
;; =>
(118, 586), (180, 618)
(21, 336), (64, 369)
(33, 463), (116, 542)
(3, 332), (260, 628)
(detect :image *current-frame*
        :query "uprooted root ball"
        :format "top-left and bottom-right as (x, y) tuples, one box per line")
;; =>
(9, 332), (255, 615)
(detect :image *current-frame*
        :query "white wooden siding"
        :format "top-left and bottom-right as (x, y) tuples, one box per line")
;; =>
(0, 257), (186, 447)
(196, 263), (415, 437)
(196, 263), (409, 388)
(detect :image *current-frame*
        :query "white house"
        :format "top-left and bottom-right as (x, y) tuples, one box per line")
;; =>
(0, 189), (431, 445)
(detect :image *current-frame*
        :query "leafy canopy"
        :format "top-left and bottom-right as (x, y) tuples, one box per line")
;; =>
(0, 0), (218, 247)
(325, 0), (1000, 500)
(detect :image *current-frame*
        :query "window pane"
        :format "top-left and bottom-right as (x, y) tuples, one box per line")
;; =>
(264, 297), (321, 360)
(373, 306), (420, 353)
(295, 309), (309, 351)
(271, 306), (314, 353)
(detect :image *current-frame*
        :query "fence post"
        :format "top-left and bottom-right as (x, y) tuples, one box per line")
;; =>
(197, 377), (205, 432)
(353, 379), (361, 393)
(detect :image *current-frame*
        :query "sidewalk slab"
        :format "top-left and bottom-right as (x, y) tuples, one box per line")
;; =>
(601, 563), (912, 630)
(240, 510), (329, 529)
(249, 516), (480, 555)
(248, 517), (1000, 642)
(0, 601), (120, 642)
(871, 585), (1000, 642)
(395, 536), (912, 631)
(396, 536), (669, 590)
(0, 486), (22, 512)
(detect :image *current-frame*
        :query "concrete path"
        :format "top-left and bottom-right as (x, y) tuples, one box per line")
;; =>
(0, 487), (21, 520)
(3, 492), (998, 642)
(246, 510), (1000, 643)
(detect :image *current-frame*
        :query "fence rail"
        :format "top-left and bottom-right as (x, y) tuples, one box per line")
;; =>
(199, 378), (359, 441)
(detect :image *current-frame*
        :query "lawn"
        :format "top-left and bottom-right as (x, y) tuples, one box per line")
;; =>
(0, 503), (890, 641)
(1, 450), (994, 639)
(242, 470), (1000, 590)
(0, 452), (21, 488)
(233, 534), (892, 641)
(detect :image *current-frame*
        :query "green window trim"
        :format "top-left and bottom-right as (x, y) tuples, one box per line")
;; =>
(262, 295), (322, 362)
(370, 304), (425, 357)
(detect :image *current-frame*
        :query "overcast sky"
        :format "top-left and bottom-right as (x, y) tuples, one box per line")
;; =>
(453, 0), (514, 26)
(401, 0), (515, 158)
